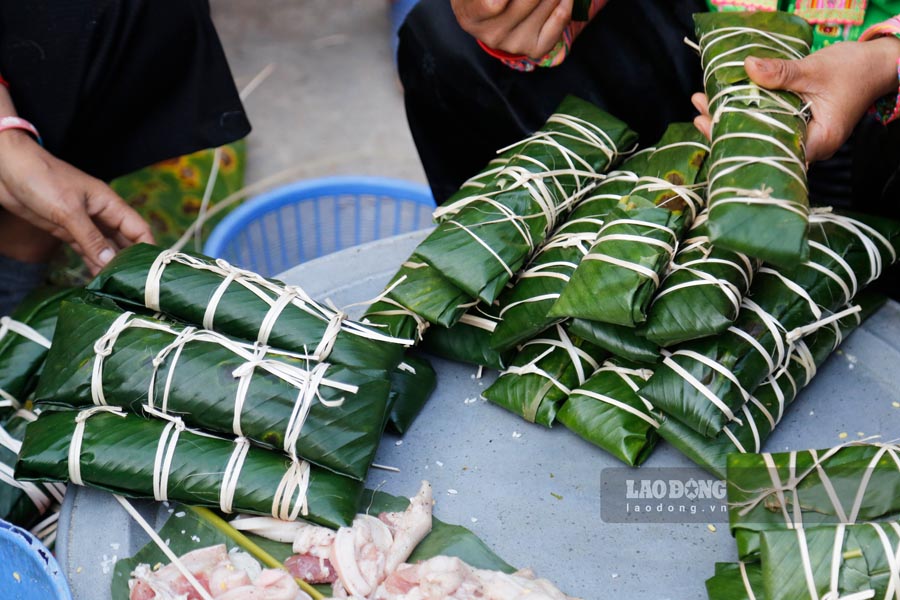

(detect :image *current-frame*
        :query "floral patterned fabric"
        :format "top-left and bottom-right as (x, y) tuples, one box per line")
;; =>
(47, 141), (246, 287)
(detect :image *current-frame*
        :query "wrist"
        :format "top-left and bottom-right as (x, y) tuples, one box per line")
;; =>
(868, 36), (900, 98)
(0, 116), (42, 147)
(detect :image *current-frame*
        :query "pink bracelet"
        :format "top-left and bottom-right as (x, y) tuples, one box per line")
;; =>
(0, 116), (42, 146)
(860, 16), (900, 125)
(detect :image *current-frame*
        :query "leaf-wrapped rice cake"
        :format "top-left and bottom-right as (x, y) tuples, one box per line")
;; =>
(556, 359), (658, 466)
(550, 123), (709, 327)
(0, 409), (65, 533)
(641, 210), (759, 347)
(641, 211), (900, 438)
(16, 408), (362, 528)
(416, 96), (638, 304)
(382, 256), (476, 329)
(35, 300), (392, 481)
(482, 324), (604, 427)
(489, 150), (653, 353)
(0, 287), (74, 413)
(88, 243), (410, 371)
(657, 293), (882, 478)
(727, 443), (900, 561)
(760, 522), (900, 600)
(696, 11), (813, 267)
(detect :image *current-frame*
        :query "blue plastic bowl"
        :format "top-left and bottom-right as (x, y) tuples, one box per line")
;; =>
(203, 176), (434, 277)
(0, 520), (72, 600)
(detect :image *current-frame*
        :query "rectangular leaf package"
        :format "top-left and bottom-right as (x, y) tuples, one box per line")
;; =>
(727, 443), (900, 561)
(760, 522), (900, 600)
(641, 210), (759, 347)
(36, 301), (392, 481)
(16, 408), (362, 528)
(550, 123), (709, 327)
(695, 11), (814, 267)
(0, 287), (74, 411)
(88, 243), (411, 371)
(416, 96), (638, 304)
(641, 211), (900, 437)
(489, 155), (649, 353)
(657, 294), (881, 478)
(556, 359), (658, 466)
(482, 324), (604, 427)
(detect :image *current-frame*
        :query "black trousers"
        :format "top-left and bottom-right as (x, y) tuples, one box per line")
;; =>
(0, 0), (250, 182)
(398, 0), (900, 293)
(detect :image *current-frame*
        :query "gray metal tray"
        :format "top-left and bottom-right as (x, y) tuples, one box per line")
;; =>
(57, 230), (900, 599)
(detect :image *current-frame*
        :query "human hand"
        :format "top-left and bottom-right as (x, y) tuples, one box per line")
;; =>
(0, 130), (154, 274)
(451, 0), (574, 58)
(692, 36), (900, 163)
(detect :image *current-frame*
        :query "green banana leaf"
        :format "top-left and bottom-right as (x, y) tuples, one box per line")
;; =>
(727, 443), (900, 562)
(705, 562), (763, 600)
(386, 354), (437, 435)
(482, 324), (605, 427)
(361, 295), (430, 343)
(641, 211), (900, 438)
(761, 522), (900, 600)
(87, 243), (409, 372)
(436, 142), (529, 223)
(421, 303), (514, 370)
(550, 123), (709, 327)
(489, 150), (654, 353)
(16, 409), (363, 528)
(383, 256), (476, 328)
(641, 210), (760, 347)
(111, 488), (513, 600)
(566, 318), (660, 364)
(416, 96), (638, 304)
(0, 287), (74, 412)
(556, 359), (658, 466)
(658, 294), (883, 479)
(35, 301), (392, 481)
(695, 11), (813, 268)
(0, 409), (65, 531)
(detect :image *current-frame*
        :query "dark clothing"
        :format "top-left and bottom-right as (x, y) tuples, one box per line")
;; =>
(0, 0), (250, 183)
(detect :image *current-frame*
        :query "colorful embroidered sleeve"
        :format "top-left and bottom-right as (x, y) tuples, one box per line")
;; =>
(860, 15), (900, 124)
(479, 0), (608, 72)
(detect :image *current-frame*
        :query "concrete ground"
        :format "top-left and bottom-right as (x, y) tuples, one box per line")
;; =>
(211, 0), (427, 188)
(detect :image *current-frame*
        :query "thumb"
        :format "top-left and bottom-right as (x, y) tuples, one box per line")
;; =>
(745, 56), (811, 92)
(804, 119), (842, 164)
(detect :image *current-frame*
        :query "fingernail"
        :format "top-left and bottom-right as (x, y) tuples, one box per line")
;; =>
(98, 248), (115, 265)
(747, 57), (770, 72)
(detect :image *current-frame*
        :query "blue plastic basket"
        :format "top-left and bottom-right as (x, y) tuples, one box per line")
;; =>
(0, 520), (72, 600)
(203, 176), (435, 277)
